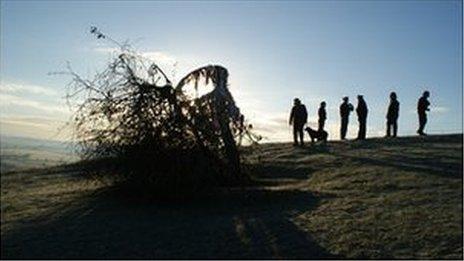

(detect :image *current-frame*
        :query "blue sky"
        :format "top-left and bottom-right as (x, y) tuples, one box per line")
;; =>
(0, 0), (462, 141)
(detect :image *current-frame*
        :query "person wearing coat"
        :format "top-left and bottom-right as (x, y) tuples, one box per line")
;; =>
(386, 92), (400, 137)
(289, 98), (308, 146)
(356, 95), (368, 140)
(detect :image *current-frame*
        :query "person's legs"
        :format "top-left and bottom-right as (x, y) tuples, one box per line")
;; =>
(357, 119), (362, 139)
(393, 120), (398, 137)
(362, 118), (367, 139)
(341, 118), (348, 139)
(293, 125), (298, 145)
(318, 120), (325, 132)
(417, 114), (423, 134)
(358, 118), (366, 139)
(418, 113), (426, 135)
(298, 126), (304, 145)
(386, 121), (391, 137)
(422, 114), (427, 134)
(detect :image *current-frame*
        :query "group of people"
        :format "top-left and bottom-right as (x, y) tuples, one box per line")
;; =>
(289, 91), (431, 146)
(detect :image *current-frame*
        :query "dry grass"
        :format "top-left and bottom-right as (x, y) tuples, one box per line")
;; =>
(1, 165), (103, 234)
(249, 135), (462, 259)
(1, 134), (462, 259)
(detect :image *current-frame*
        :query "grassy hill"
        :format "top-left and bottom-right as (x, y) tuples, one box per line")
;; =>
(1, 134), (462, 259)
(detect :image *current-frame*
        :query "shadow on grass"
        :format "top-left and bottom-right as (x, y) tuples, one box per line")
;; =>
(347, 134), (463, 150)
(305, 135), (463, 179)
(306, 143), (331, 153)
(1, 185), (337, 259)
(327, 139), (463, 179)
(345, 153), (462, 179)
(249, 164), (313, 182)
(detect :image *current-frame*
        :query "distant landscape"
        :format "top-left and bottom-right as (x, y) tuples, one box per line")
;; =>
(0, 136), (78, 173)
(1, 134), (462, 259)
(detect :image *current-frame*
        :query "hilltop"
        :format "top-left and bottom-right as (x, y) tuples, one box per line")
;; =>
(1, 134), (462, 259)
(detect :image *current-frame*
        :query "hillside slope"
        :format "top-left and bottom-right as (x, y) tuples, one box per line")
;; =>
(247, 134), (463, 259)
(1, 134), (462, 259)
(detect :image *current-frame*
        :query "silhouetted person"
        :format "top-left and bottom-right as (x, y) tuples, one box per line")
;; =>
(318, 101), (327, 131)
(386, 92), (399, 137)
(289, 98), (308, 146)
(356, 95), (368, 140)
(417, 91), (430, 136)
(339, 97), (353, 140)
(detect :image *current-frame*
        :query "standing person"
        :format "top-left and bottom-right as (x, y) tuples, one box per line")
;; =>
(289, 98), (308, 146)
(386, 92), (400, 137)
(356, 95), (368, 140)
(318, 101), (327, 131)
(339, 97), (353, 140)
(417, 91), (430, 136)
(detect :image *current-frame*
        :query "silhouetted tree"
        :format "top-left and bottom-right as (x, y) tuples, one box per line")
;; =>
(56, 27), (261, 192)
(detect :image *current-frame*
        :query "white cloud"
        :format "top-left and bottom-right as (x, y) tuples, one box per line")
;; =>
(0, 93), (69, 114)
(93, 47), (119, 54)
(0, 116), (65, 129)
(0, 116), (71, 141)
(142, 51), (177, 65)
(0, 82), (59, 96)
(94, 47), (178, 66)
(93, 47), (202, 83)
(430, 106), (449, 114)
(0, 81), (70, 139)
(408, 106), (450, 114)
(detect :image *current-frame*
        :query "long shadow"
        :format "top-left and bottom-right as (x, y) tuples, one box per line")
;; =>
(320, 135), (463, 179)
(346, 134), (463, 151)
(331, 150), (462, 179)
(250, 164), (313, 181)
(1, 185), (336, 259)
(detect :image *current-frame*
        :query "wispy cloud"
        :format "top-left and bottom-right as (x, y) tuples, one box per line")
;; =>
(142, 51), (177, 65)
(93, 47), (202, 83)
(0, 116), (71, 141)
(408, 106), (450, 114)
(0, 82), (59, 96)
(0, 81), (70, 140)
(430, 106), (450, 114)
(0, 93), (69, 114)
(94, 47), (178, 66)
(93, 47), (119, 54)
(0, 116), (66, 129)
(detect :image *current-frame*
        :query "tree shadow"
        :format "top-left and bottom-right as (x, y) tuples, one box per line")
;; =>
(250, 164), (314, 182)
(1, 186), (337, 259)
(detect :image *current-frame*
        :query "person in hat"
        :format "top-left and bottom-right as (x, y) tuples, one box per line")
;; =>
(386, 92), (400, 137)
(356, 95), (368, 140)
(339, 96), (354, 140)
(417, 91), (430, 136)
(318, 101), (327, 132)
(289, 98), (308, 146)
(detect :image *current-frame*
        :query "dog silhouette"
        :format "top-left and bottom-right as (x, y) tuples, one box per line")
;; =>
(305, 127), (328, 143)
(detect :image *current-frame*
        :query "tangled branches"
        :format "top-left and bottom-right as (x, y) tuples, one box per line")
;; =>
(60, 27), (260, 192)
